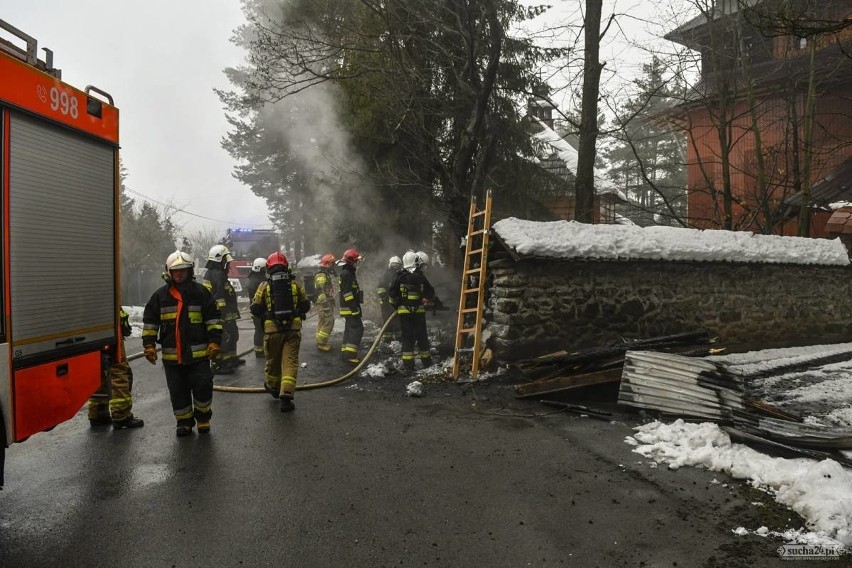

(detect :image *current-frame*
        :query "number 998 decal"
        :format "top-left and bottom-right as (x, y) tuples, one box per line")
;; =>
(48, 86), (79, 118)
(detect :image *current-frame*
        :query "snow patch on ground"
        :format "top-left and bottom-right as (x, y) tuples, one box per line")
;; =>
(627, 419), (852, 547)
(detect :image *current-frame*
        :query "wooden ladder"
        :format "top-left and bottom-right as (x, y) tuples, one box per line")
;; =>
(452, 189), (493, 381)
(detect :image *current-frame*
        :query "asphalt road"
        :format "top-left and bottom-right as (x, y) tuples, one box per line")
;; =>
(0, 314), (820, 567)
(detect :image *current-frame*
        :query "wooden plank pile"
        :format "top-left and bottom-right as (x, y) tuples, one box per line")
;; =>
(513, 330), (719, 399)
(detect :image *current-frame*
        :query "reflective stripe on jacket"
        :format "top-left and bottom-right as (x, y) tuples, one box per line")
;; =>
(142, 282), (222, 365)
(338, 264), (361, 317)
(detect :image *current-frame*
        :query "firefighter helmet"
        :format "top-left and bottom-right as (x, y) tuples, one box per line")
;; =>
(415, 251), (430, 268)
(388, 256), (402, 270)
(342, 248), (362, 265)
(402, 250), (418, 272)
(251, 257), (266, 272)
(266, 251), (288, 270)
(208, 244), (232, 263)
(166, 250), (194, 271)
(320, 253), (336, 268)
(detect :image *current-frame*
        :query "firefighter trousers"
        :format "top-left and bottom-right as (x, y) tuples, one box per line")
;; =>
(341, 316), (363, 360)
(315, 300), (335, 347)
(164, 361), (213, 427)
(252, 315), (264, 356)
(380, 302), (400, 341)
(264, 329), (302, 398)
(88, 343), (134, 421)
(400, 313), (432, 369)
(216, 319), (239, 367)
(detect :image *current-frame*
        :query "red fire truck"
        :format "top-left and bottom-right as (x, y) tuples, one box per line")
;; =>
(0, 20), (120, 486)
(221, 228), (281, 287)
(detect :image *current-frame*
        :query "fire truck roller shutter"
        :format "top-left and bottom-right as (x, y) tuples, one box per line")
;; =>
(9, 112), (116, 360)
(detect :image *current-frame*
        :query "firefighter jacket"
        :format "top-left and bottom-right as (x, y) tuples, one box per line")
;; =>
(142, 281), (223, 365)
(338, 264), (362, 318)
(390, 269), (435, 315)
(203, 265), (240, 322)
(376, 268), (399, 306)
(246, 270), (265, 303)
(314, 268), (335, 305)
(251, 275), (311, 333)
(119, 308), (132, 338)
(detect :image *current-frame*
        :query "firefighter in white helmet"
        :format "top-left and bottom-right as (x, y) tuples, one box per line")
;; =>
(142, 251), (222, 436)
(202, 244), (241, 374)
(390, 250), (437, 371)
(246, 257), (268, 358)
(377, 256), (403, 342)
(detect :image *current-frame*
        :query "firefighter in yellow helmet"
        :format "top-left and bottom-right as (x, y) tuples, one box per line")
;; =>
(251, 252), (311, 411)
(88, 308), (144, 429)
(142, 251), (222, 436)
(314, 253), (336, 352)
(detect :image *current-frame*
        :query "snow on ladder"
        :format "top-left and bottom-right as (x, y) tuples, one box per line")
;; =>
(452, 189), (493, 381)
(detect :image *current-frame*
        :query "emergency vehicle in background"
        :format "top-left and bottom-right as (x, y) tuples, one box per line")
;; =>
(221, 228), (281, 292)
(0, 20), (120, 486)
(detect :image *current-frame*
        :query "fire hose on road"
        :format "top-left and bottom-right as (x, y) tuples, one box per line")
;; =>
(128, 313), (398, 393)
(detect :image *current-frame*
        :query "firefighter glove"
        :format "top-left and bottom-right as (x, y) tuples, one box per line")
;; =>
(144, 345), (158, 365)
(207, 343), (221, 360)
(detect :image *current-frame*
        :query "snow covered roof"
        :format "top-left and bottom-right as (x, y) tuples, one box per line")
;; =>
(531, 118), (617, 192)
(492, 217), (851, 266)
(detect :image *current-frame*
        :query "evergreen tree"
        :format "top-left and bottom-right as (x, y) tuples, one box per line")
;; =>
(219, 0), (567, 265)
(605, 56), (687, 226)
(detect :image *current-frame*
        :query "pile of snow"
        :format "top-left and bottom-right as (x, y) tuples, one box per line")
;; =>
(627, 419), (852, 547)
(492, 218), (850, 265)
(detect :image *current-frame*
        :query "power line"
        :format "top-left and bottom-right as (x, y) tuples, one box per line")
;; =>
(124, 188), (271, 228)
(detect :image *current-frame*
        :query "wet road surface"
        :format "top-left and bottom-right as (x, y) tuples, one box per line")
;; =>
(0, 315), (803, 567)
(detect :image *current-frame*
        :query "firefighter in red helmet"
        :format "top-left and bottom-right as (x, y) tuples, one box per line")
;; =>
(250, 251), (311, 411)
(337, 248), (364, 364)
(314, 253), (337, 352)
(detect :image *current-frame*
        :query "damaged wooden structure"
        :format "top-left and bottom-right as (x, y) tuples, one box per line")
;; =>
(619, 350), (852, 464)
(513, 330), (719, 398)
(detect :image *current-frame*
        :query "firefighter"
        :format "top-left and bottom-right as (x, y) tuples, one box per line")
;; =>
(250, 252), (311, 411)
(337, 248), (364, 364)
(314, 253), (336, 352)
(88, 308), (144, 429)
(203, 244), (241, 374)
(390, 250), (437, 371)
(377, 256), (402, 343)
(246, 257), (267, 358)
(142, 251), (222, 436)
(413, 250), (442, 367)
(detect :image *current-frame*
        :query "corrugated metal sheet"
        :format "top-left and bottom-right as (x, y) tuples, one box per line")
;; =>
(619, 350), (852, 450)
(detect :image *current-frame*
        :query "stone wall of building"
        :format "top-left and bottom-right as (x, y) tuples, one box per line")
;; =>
(487, 256), (852, 360)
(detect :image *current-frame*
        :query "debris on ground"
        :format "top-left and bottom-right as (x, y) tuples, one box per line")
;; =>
(513, 330), (720, 398)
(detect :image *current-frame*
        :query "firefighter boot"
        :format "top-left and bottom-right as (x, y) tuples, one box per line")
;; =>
(113, 416), (144, 429)
(316, 343), (332, 352)
(197, 421), (211, 434)
(264, 382), (280, 399)
(279, 396), (295, 412)
(211, 360), (234, 375)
